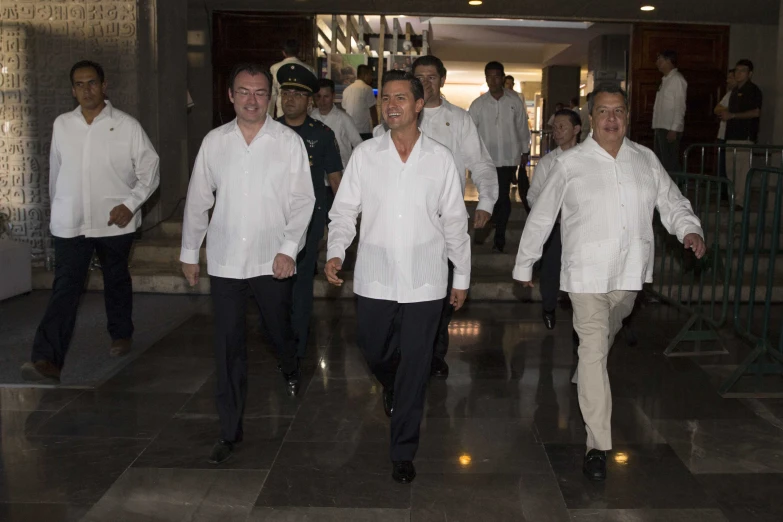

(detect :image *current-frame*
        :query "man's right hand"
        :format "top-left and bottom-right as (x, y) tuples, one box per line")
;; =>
(182, 263), (199, 287)
(519, 281), (534, 288)
(325, 257), (344, 286)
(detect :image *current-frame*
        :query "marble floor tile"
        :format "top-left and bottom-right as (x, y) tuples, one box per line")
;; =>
(0, 503), (92, 522)
(248, 507), (411, 521)
(697, 473), (783, 522)
(255, 441), (412, 509)
(569, 508), (729, 521)
(652, 418), (783, 473)
(132, 416), (291, 470)
(0, 388), (83, 412)
(546, 444), (717, 510)
(82, 468), (267, 522)
(98, 355), (215, 394)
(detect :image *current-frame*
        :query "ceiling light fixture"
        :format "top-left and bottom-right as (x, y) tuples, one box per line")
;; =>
(640, 5), (655, 11)
(468, 0), (483, 5)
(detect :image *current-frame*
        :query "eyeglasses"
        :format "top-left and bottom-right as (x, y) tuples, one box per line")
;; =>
(280, 89), (310, 99)
(234, 89), (269, 99)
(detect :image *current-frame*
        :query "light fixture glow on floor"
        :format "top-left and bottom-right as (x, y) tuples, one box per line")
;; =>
(640, 5), (655, 11)
(468, 1), (483, 5)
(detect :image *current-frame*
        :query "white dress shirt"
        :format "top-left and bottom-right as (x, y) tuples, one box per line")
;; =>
(180, 117), (315, 279)
(717, 91), (731, 140)
(341, 79), (376, 134)
(652, 68), (688, 132)
(49, 101), (160, 238)
(269, 57), (316, 117)
(309, 105), (363, 169)
(513, 137), (703, 293)
(372, 99), (499, 213)
(527, 146), (564, 208)
(469, 88), (531, 167)
(327, 131), (471, 303)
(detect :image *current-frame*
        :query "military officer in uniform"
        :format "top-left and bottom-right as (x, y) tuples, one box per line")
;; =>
(276, 64), (343, 359)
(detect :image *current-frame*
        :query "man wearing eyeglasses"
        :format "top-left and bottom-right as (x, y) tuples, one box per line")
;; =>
(276, 64), (343, 361)
(181, 63), (315, 465)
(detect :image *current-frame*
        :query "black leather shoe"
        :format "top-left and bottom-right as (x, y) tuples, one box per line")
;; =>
(430, 357), (449, 379)
(383, 387), (394, 418)
(208, 439), (234, 465)
(392, 460), (416, 484)
(583, 449), (607, 481)
(543, 310), (556, 330)
(283, 368), (301, 397)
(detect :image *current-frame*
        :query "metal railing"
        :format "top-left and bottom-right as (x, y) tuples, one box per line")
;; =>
(719, 167), (783, 396)
(650, 172), (735, 357)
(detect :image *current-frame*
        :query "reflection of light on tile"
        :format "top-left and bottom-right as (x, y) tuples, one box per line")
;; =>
(459, 454), (472, 466)
(320, 360), (327, 369)
(448, 320), (481, 337)
(614, 452), (629, 465)
(557, 414), (568, 430)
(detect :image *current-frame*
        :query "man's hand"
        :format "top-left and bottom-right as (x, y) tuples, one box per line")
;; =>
(666, 130), (678, 143)
(450, 288), (468, 311)
(182, 263), (199, 287)
(720, 111), (734, 122)
(473, 210), (491, 229)
(108, 204), (133, 228)
(519, 281), (534, 288)
(684, 233), (707, 259)
(272, 253), (295, 279)
(325, 257), (344, 286)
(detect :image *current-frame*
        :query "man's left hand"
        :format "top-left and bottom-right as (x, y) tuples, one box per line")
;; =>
(450, 288), (468, 311)
(107, 204), (133, 228)
(474, 210), (491, 229)
(666, 130), (678, 143)
(720, 111), (733, 122)
(272, 253), (295, 279)
(684, 233), (707, 259)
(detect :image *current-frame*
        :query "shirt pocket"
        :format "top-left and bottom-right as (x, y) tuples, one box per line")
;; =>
(579, 238), (619, 281)
(625, 238), (652, 275)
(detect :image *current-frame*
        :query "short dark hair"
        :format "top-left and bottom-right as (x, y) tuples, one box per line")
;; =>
(283, 39), (299, 57)
(484, 61), (504, 76)
(589, 83), (629, 114)
(70, 60), (105, 85)
(228, 63), (272, 93)
(554, 108), (582, 129)
(735, 59), (754, 72)
(357, 64), (372, 79)
(412, 55), (447, 78)
(658, 50), (677, 66)
(319, 78), (335, 93)
(504, 75), (514, 82)
(381, 70), (424, 101)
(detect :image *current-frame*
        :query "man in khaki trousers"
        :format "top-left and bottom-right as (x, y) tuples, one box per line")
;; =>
(513, 83), (706, 482)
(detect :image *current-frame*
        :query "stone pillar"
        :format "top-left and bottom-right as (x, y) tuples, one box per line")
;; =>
(774, 0), (783, 144)
(541, 65), (581, 124)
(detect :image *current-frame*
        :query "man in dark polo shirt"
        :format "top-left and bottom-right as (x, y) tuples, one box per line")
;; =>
(721, 59), (762, 206)
(277, 64), (343, 359)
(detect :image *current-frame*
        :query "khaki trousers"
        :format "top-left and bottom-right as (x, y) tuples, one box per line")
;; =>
(569, 290), (637, 451)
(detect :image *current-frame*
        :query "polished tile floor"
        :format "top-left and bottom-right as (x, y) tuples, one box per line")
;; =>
(1, 299), (782, 521)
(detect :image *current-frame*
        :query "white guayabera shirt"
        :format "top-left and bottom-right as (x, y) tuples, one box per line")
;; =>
(468, 88), (531, 167)
(513, 137), (703, 293)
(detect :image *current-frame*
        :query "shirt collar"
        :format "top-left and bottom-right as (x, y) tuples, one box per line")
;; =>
(376, 128), (434, 155)
(225, 115), (281, 141)
(581, 135), (639, 160)
(664, 68), (679, 79)
(72, 99), (114, 124)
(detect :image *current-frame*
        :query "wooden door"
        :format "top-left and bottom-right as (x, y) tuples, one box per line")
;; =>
(212, 11), (315, 127)
(629, 23), (729, 172)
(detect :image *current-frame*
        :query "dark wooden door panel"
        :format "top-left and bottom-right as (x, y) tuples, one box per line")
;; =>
(212, 11), (315, 127)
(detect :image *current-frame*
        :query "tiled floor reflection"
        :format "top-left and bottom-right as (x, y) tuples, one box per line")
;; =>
(1, 300), (783, 520)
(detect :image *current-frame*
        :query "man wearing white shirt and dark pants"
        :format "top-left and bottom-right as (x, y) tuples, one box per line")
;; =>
(469, 61), (531, 253)
(180, 63), (315, 465)
(22, 61), (160, 384)
(652, 50), (687, 173)
(410, 55), (498, 378)
(325, 71), (471, 484)
(514, 84), (705, 481)
(341, 65), (379, 139)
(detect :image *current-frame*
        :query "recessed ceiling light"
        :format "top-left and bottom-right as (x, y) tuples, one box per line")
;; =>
(468, 0), (483, 5)
(640, 5), (655, 11)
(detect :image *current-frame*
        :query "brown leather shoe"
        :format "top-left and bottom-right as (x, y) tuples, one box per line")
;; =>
(20, 360), (61, 383)
(110, 338), (132, 357)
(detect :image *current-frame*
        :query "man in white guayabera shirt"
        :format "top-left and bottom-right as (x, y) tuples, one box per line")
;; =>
(180, 63), (315, 466)
(325, 71), (471, 485)
(373, 54), (498, 379)
(22, 60), (160, 385)
(513, 83), (705, 482)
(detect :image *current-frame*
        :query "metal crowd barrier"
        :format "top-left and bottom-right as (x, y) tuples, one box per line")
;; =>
(719, 167), (783, 396)
(649, 172), (734, 357)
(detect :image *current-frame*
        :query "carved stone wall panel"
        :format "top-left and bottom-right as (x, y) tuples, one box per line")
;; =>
(0, 0), (139, 255)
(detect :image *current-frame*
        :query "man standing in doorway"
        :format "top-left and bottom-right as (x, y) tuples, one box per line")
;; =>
(325, 71), (470, 484)
(652, 50), (687, 173)
(409, 54), (498, 378)
(269, 39), (315, 118)
(469, 61), (531, 252)
(342, 64), (379, 139)
(514, 84), (705, 482)
(181, 63), (315, 465)
(21, 60), (160, 384)
(714, 69), (736, 201)
(277, 65), (343, 360)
